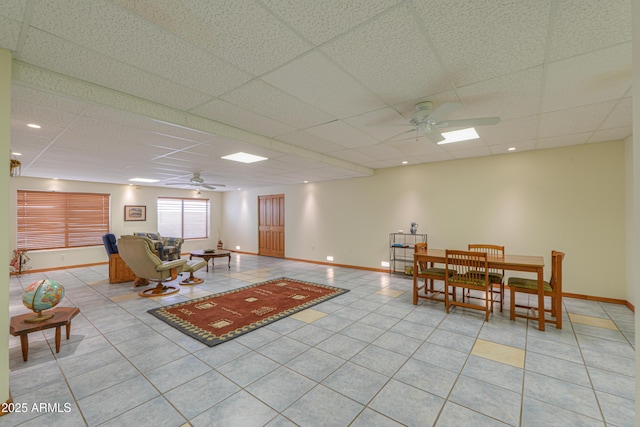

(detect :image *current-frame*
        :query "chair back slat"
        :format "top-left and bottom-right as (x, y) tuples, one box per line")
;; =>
(469, 244), (504, 275)
(414, 243), (428, 270)
(446, 249), (488, 285)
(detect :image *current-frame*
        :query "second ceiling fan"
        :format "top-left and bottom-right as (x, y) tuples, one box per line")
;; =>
(165, 172), (226, 190)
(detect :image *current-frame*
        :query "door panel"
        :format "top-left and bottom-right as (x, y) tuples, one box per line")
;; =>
(258, 194), (284, 258)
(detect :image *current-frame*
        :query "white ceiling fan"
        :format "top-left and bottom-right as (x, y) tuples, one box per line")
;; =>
(165, 172), (226, 190)
(386, 101), (500, 144)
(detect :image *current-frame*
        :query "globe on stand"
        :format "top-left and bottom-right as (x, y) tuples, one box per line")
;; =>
(22, 279), (65, 323)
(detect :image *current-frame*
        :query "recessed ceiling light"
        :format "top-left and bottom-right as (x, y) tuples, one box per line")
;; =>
(508, 147), (516, 151)
(27, 123), (41, 129)
(221, 152), (268, 163)
(12, 152), (22, 156)
(128, 178), (159, 183)
(437, 127), (479, 144)
(402, 161), (408, 165)
(303, 180), (309, 184)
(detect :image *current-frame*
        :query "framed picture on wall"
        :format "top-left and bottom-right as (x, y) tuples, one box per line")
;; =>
(124, 205), (146, 221)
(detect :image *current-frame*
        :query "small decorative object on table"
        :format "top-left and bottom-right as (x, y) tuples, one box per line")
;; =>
(22, 279), (65, 323)
(203, 248), (216, 253)
(410, 222), (419, 234)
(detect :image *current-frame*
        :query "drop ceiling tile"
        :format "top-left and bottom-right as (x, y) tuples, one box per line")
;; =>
(0, 15), (21, 49)
(305, 120), (377, 149)
(30, 0), (253, 96)
(262, 51), (385, 119)
(136, 0), (310, 76)
(489, 140), (537, 155)
(276, 130), (345, 153)
(261, 0), (400, 45)
(449, 146), (492, 159)
(542, 44), (631, 113)
(221, 79), (335, 129)
(601, 97), (632, 129)
(480, 116), (538, 146)
(548, 0), (631, 61)
(456, 67), (544, 120)
(12, 85), (87, 114)
(536, 133), (591, 150)
(11, 100), (79, 128)
(321, 4), (449, 105)
(0, 1), (27, 21)
(21, 29), (212, 111)
(190, 99), (295, 138)
(538, 100), (617, 139)
(416, 0), (550, 86)
(11, 118), (66, 139)
(587, 127), (632, 144)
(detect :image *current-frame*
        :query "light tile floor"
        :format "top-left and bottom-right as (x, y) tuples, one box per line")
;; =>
(2, 254), (635, 426)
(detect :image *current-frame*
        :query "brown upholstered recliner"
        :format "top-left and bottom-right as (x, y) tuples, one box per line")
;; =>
(118, 235), (188, 297)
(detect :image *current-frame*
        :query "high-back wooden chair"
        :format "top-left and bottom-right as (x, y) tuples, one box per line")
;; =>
(413, 243), (454, 305)
(508, 250), (565, 329)
(469, 244), (505, 312)
(445, 249), (491, 321)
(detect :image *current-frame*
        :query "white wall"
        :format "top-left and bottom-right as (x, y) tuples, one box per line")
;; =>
(9, 177), (222, 270)
(223, 141), (626, 300)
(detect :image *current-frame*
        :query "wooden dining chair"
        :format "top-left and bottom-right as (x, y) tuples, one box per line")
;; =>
(469, 244), (505, 312)
(413, 243), (454, 305)
(445, 249), (492, 321)
(508, 250), (565, 329)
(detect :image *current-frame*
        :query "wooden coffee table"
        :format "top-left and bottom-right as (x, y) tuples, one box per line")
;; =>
(190, 250), (231, 272)
(10, 307), (80, 361)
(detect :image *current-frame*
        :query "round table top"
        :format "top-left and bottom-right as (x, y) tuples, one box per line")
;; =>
(190, 249), (230, 257)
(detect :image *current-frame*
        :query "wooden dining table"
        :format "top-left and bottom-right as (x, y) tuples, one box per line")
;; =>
(413, 249), (547, 330)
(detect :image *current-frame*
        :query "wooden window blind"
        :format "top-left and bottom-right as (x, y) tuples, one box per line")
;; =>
(17, 190), (110, 250)
(158, 197), (209, 239)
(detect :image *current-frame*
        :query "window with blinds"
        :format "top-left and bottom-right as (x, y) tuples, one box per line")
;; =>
(157, 197), (210, 239)
(17, 190), (110, 250)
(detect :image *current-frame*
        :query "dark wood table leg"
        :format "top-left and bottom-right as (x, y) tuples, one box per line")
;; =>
(227, 254), (231, 268)
(55, 326), (61, 353)
(66, 321), (71, 339)
(19, 335), (28, 362)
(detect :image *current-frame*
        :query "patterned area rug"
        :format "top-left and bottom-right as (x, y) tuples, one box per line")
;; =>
(147, 277), (349, 346)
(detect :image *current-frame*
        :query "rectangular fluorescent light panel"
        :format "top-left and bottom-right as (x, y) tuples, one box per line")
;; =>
(129, 178), (159, 183)
(438, 127), (479, 144)
(221, 152), (268, 163)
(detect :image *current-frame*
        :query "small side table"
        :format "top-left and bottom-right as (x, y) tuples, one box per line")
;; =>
(10, 307), (80, 362)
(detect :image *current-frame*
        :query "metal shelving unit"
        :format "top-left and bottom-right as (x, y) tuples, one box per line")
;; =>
(389, 232), (427, 276)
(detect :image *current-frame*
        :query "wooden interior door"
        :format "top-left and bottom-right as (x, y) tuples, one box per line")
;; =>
(258, 194), (285, 258)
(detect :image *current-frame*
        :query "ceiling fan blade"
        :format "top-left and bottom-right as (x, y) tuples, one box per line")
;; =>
(427, 102), (461, 122)
(165, 182), (193, 186)
(375, 129), (417, 145)
(426, 130), (445, 144)
(437, 117), (501, 128)
(202, 184), (216, 190)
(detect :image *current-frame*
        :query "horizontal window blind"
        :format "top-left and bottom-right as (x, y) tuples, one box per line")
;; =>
(158, 197), (209, 239)
(17, 190), (110, 250)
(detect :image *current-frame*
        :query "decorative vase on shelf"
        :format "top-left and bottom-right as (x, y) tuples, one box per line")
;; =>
(410, 222), (419, 235)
